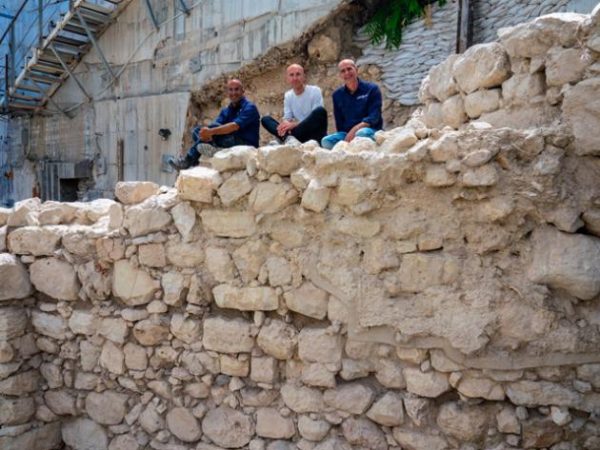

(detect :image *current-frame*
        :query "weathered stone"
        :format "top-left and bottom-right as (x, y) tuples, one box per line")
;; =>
(176, 166), (222, 202)
(0, 371), (39, 396)
(425, 166), (456, 187)
(123, 205), (171, 237)
(301, 179), (330, 213)
(366, 392), (404, 427)
(213, 285), (278, 311)
(6, 198), (40, 227)
(464, 89), (501, 118)
(308, 32), (340, 62)
(392, 429), (448, 450)
(138, 243), (166, 267)
(461, 164), (499, 187)
(281, 383), (324, 413)
(115, 181), (159, 204)
(132, 319), (169, 346)
(200, 210), (256, 238)
(528, 226), (600, 299)
(123, 342), (147, 370)
(0, 307), (27, 340)
(7, 226), (61, 256)
(256, 408), (295, 439)
(546, 47), (588, 87)
(428, 54), (460, 101)
(108, 434), (139, 450)
(301, 362), (335, 387)
(506, 380), (581, 409)
(257, 145), (303, 175)
(324, 383), (375, 414)
(98, 317), (128, 344)
(380, 128), (418, 153)
(85, 391), (128, 425)
(44, 390), (77, 415)
(398, 254), (458, 292)
(284, 282), (328, 319)
(496, 406), (520, 434)
(210, 146), (256, 171)
(203, 316), (254, 353)
(298, 327), (342, 364)
(248, 182), (298, 214)
(0, 254), (32, 301)
(404, 368), (450, 398)
(140, 404), (164, 434)
(160, 272), (186, 306)
(452, 43), (510, 94)
(31, 311), (66, 339)
(522, 417), (564, 448)
(218, 171), (253, 206)
(112, 260), (158, 306)
(335, 215), (380, 238)
(563, 77), (600, 156)
(170, 313), (200, 344)
(437, 401), (488, 442)
(422, 102), (444, 129)
(298, 416), (330, 441)
(502, 73), (545, 105)
(202, 406), (254, 448)
(30, 257), (79, 301)
(457, 376), (505, 400)
(167, 407), (202, 442)
(100, 341), (124, 374)
(0, 396), (35, 425)
(257, 319), (297, 360)
(62, 418), (108, 450)
(341, 417), (386, 450)
(441, 95), (467, 129)
(0, 423), (62, 450)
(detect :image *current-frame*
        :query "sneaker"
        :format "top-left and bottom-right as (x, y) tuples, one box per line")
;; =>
(168, 155), (192, 171)
(197, 143), (220, 158)
(283, 135), (301, 146)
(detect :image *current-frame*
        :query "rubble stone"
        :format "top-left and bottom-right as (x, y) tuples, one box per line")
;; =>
(202, 406), (254, 448)
(0, 254), (32, 301)
(115, 181), (159, 204)
(176, 166), (222, 203)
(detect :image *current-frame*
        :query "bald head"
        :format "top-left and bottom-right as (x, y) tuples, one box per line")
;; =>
(286, 64), (306, 93)
(338, 59), (358, 87)
(226, 79), (244, 104)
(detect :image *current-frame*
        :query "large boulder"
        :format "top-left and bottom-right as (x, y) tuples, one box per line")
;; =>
(176, 166), (222, 203)
(7, 226), (62, 255)
(85, 391), (129, 425)
(114, 181), (159, 204)
(563, 77), (600, 156)
(427, 55), (460, 102)
(123, 204), (171, 237)
(528, 226), (600, 299)
(112, 260), (158, 305)
(452, 43), (510, 94)
(30, 257), (80, 301)
(0, 254), (32, 301)
(256, 145), (303, 175)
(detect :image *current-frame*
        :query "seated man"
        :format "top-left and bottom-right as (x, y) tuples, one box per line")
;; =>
(261, 64), (327, 144)
(321, 59), (383, 150)
(169, 79), (259, 170)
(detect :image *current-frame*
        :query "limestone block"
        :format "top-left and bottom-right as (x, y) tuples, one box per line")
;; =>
(248, 182), (298, 214)
(68, 310), (97, 335)
(464, 89), (501, 118)
(335, 216), (380, 238)
(203, 316), (254, 353)
(298, 416), (330, 442)
(546, 47), (588, 87)
(85, 391), (128, 425)
(7, 226), (62, 256)
(398, 254), (458, 292)
(31, 311), (66, 340)
(521, 417), (564, 448)
(0, 371), (40, 395)
(256, 408), (295, 439)
(528, 226), (600, 299)
(0, 396), (35, 425)
(210, 146), (256, 171)
(132, 320), (169, 346)
(220, 354), (249, 377)
(112, 260), (158, 306)
(0, 226), (5, 252)
(115, 181), (159, 204)
(170, 313), (201, 344)
(284, 281), (328, 320)
(461, 164), (499, 187)
(563, 77), (600, 156)
(176, 166), (222, 203)
(502, 73), (545, 105)
(437, 402), (489, 442)
(430, 349), (463, 372)
(0, 254), (31, 301)
(62, 418), (108, 450)
(202, 406), (254, 448)
(138, 243), (166, 267)
(265, 256), (292, 286)
(348, 136), (376, 153)
(366, 392), (404, 427)
(123, 343), (147, 371)
(165, 240), (204, 267)
(100, 341), (124, 374)
(457, 376), (505, 400)
(422, 102), (444, 129)
(463, 149), (496, 167)
(213, 285), (278, 311)
(140, 404), (164, 434)
(200, 210), (256, 238)
(205, 247), (235, 282)
(123, 205), (171, 238)
(281, 383), (324, 413)
(506, 380), (581, 409)
(167, 407), (202, 442)
(301, 179), (330, 213)
(232, 240), (268, 282)
(403, 368), (450, 398)
(257, 319), (297, 360)
(429, 132), (459, 162)
(496, 406), (520, 434)
(452, 43), (510, 94)
(341, 417), (387, 450)
(392, 429), (448, 450)
(324, 383), (375, 414)
(218, 171), (253, 206)
(418, 74), (434, 103)
(425, 165), (456, 187)
(301, 362), (335, 388)
(362, 238), (400, 275)
(428, 54), (460, 102)
(61, 227), (98, 256)
(98, 318), (128, 344)
(298, 327), (342, 364)
(577, 364), (600, 389)
(340, 359), (372, 380)
(96, 237), (125, 262)
(332, 178), (374, 206)
(257, 145), (303, 175)
(170, 201), (196, 242)
(108, 435), (139, 450)
(30, 257), (79, 301)
(0, 342), (14, 362)
(441, 95), (467, 129)
(379, 128), (418, 153)
(6, 198), (40, 227)
(0, 207), (10, 226)
(498, 13), (586, 58)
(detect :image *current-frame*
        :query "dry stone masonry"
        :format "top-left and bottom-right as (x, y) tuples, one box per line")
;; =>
(1, 8), (600, 450)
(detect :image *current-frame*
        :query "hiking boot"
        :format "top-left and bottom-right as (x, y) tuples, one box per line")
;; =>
(168, 155), (193, 171)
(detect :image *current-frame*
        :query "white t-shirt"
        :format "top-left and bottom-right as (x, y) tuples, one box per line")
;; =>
(283, 85), (323, 122)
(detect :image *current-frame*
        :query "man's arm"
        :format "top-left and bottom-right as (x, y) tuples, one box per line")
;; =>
(200, 122), (240, 141)
(278, 92), (297, 136)
(333, 92), (343, 132)
(361, 85), (383, 130)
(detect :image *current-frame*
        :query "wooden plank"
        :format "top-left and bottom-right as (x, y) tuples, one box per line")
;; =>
(457, 0), (472, 53)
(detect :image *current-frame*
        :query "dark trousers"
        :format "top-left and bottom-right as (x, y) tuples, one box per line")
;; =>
(186, 127), (247, 164)
(261, 106), (327, 143)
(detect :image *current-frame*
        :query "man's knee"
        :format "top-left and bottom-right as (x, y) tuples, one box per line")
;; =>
(355, 127), (376, 140)
(260, 116), (273, 126)
(312, 106), (327, 119)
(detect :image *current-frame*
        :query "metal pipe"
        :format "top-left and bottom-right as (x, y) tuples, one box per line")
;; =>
(38, 0), (43, 47)
(143, 0), (160, 30)
(117, 138), (124, 181)
(0, 0), (28, 47)
(49, 43), (92, 101)
(178, 0), (190, 16)
(75, 9), (117, 82)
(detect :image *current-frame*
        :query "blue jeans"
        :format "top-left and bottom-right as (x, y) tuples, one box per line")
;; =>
(320, 128), (376, 150)
(185, 126), (247, 164)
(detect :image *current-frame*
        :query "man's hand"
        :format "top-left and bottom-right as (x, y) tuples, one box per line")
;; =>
(199, 127), (213, 142)
(344, 122), (368, 142)
(277, 120), (297, 137)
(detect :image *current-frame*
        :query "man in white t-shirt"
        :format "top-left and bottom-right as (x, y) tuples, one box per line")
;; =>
(261, 64), (328, 144)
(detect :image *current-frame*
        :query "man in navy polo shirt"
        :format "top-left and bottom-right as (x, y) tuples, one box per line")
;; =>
(169, 79), (260, 170)
(321, 59), (383, 150)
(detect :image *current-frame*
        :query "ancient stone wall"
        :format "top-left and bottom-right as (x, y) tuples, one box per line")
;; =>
(1, 9), (600, 450)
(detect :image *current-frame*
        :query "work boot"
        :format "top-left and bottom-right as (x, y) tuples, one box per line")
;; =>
(197, 143), (220, 158)
(168, 155), (193, 171)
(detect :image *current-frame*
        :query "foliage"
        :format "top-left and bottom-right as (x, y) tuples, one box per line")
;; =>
(364, 0), (447, 49)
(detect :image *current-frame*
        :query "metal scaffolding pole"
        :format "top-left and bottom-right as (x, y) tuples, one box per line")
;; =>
(75, 9), (117, 82)
(144, 0), (160, 30)
(178, 0), (190, 16)
(49, 43), (92, 101)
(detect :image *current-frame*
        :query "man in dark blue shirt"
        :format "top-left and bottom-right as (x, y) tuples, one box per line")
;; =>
(169, 79), (260, 170)
(321, 59), (383, 150)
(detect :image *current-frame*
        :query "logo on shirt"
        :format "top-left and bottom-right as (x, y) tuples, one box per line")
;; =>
(356, 94), (368, 100)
